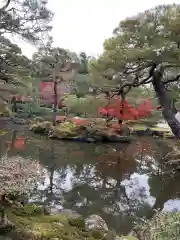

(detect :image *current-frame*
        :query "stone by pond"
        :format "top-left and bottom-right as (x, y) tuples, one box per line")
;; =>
(85, 214), (108, 231)
(0, 123), (180, 238)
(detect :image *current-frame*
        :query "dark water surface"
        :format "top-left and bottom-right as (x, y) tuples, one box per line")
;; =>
(1, 123), (180, 235)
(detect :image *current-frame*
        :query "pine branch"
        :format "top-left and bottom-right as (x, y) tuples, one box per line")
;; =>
(0, 0), (11, 11)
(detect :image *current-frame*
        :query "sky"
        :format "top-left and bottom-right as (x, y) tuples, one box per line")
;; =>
(14, 0), (180, 59)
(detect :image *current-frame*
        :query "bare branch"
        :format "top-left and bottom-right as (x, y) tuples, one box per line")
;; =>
(164, 73), (180, 84)
(156, 63), (180, 85)
(164, 63), (180, 69)
(124, 61), (153, 75)
(92, 59), (180, 101)
(109, 62), (157, 98)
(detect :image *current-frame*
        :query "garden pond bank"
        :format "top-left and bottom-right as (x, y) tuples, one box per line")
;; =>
(0, 122), (180, 239)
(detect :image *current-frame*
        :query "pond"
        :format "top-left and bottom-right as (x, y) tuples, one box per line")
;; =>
(1, 123), (180, 235)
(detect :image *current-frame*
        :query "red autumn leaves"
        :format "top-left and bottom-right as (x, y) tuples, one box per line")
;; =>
(99, 98), (157, 120)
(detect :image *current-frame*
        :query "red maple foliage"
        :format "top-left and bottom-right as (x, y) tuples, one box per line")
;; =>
(14, 137), (25, 149)
(71, 118), (89, 126)
(99, 98), (157, 120)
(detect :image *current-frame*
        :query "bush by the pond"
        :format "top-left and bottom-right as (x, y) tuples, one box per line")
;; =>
(49, 122), (87, 138)
(16, 103), (65, 116)
(29, 120), (53, 134)
(134, 212), (180, 240)
(0, 156), (44, 196)
(0, 101), (12, 117)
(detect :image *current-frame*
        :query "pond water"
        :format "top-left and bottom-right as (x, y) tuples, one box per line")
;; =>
(1, 123), (180, 235)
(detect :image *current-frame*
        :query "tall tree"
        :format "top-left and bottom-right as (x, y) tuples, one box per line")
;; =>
(91, 4), (180, 138)
(0, 35), (33, 108)
(0, 0), (53, 83)
(78, 52), (89, 75)
(0, 0), (53, 112)
(0, 0), (53, 43)
(32, 45), (79, 81)
(32, 45), (79, 124)
(0, 36), (31, 83)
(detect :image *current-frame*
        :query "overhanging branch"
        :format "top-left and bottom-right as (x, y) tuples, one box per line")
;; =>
(163, 73), (180, 84)
(110, 63), (180, 99)
(0, 0), (11, 11)
(92, 60), (180, 99)
(109, 62), (157, 98)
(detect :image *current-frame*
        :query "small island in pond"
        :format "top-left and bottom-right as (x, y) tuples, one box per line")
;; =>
(29, 116), (173, 143)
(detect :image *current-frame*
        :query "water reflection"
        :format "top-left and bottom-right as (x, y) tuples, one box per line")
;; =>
(1, 126), (180, 234)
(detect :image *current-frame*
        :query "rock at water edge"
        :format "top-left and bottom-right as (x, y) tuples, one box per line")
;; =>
(85, 214), (108, 231)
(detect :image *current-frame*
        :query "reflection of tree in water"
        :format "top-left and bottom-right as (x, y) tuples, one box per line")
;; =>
(149, 172), (180, 212)
(61, 138), (180, 233)
(31, 139), (100, 206)
(0, 136), (5, 158)
(60, 139), (155, 232)
(148, 140), (180, 213)
(2, 130), (180, 233)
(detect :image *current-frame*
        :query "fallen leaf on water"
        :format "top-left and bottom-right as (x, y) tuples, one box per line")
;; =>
(0, 129), (8, 135)
(166, 159), (180, 164)
(121, 236), (138, 240)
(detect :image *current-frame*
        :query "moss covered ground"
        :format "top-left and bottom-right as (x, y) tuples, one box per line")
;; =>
(5, 204), (110, 240)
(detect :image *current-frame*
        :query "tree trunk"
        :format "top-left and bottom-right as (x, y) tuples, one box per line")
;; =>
(10, 130), (17, 150)
(11, 97), (17, 112)
(52, 80), (57, 126)
(119, 89), (125, 125)
(152, 70), (180, 138)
